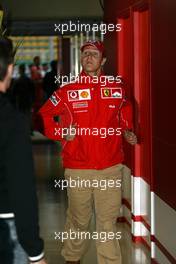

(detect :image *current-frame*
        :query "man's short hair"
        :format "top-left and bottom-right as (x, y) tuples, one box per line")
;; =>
(0, 37), (14, 81)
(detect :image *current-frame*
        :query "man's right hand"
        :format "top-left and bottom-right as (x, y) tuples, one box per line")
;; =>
(63, 124), (77, 141)
(123, 130), (137, 145)
(30, 258), (47, 264)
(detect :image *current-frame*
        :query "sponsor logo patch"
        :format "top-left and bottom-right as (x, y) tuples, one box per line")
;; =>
(109, 105), (116, 108)
(49, 93), (61, 106)
(103, 89), (110, 97)
(101, 88), (122, 99)
(80, 91), (89, 99)
(68, 91), (79, 100)
(72, 101), (88, 109)
(68, 89), (91, 101)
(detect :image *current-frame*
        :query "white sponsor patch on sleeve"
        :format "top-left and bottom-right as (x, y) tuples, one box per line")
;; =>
(49, 92), (61, 106)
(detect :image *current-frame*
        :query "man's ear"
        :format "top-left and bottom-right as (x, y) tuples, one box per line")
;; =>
(7, 64), (13, 78)
(101, 57), (107, 66)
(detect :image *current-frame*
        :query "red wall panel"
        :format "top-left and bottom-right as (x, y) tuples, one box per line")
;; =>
(104, 0), (176, 209)
(151, 0), (176, 210)
(104, 0), (147, 21)
(104, 1), (151, 182)
(133, 9), (151, 183)
(104, 30), (118, 76)
(117, 16), (135, 172)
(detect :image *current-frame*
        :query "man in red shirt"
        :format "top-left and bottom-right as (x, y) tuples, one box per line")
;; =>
(38, 40), (137, 264)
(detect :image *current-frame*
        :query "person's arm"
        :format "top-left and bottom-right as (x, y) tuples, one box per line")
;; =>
(36, 89), (69, 141)
(5, 111), (45, 263)
(119, 96), (137, 145)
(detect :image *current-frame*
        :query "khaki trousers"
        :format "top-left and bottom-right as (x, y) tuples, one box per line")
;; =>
(61, 164), (123, 264)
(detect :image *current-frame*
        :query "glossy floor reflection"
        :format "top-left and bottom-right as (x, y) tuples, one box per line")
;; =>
(33, 140), (151, 264)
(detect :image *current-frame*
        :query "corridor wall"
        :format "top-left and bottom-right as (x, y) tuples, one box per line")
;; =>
(104, 0), (176, 263)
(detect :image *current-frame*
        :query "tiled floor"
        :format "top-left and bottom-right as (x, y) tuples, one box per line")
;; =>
(33, 140), (151, 264)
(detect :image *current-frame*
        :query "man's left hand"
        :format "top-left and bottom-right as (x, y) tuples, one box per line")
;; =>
(123, 130), (137, 145)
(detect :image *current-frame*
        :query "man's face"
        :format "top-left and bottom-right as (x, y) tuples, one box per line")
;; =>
(81, 46), (105, 75)
(34, 57), (40, 66)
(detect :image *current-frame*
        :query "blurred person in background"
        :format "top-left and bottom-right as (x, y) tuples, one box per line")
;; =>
(0, 37), (47, 264)
(12, 64), (35, 134)
(41, 63), (49, 77)
(43, 60), (59, 100)
(31, 56), (44, 111)
(31, 56), (43, 81)
(12, 64), (35, 113)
